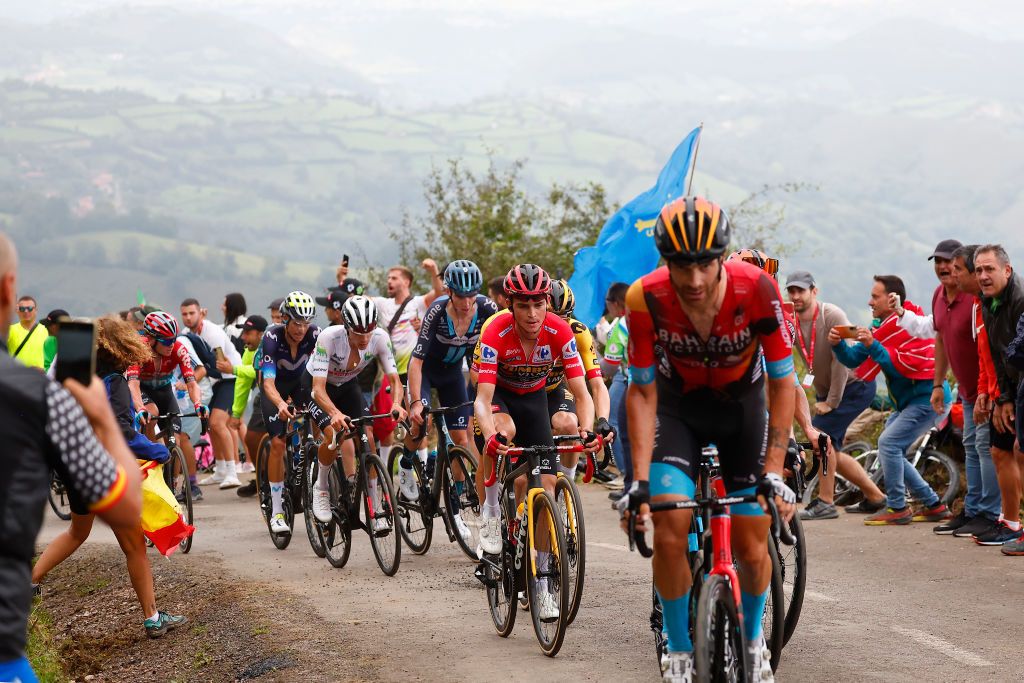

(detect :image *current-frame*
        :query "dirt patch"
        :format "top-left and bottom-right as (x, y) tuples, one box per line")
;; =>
(35, 545), (377, 682)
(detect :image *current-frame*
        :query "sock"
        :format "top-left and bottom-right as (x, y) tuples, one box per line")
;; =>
(189, 474), (197, 487)
(483, 483), (500, 518)
(224, 459), (237, 478)
(454, 480), (465, 496)
(536, 551), (550, 593)
(657, 589), (692, 653)
(146, 611), (159, 623)
(416, 448), (428, 465)
(270, 482), (284, 515)
(741, 588), (769, 642)
(214, 460), (224, 476)
(367, 477), (380, 507)
(316, 469), (330, 492)
(379, 444), (393, 462)
(1007, 519), (1022, 531)
(559, 463), (576, 480)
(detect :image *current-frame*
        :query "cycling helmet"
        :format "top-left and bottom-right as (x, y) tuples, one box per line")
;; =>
(728, 248), (779, 279)
(503, 263), (551, 299)
(548, 279), (575, 317)
(280, 291), (316, 321)
(142, 311), (179, 341)
(444, 259), (483, 296)
(342, 295), (378, 333)
(654, 196), (731, 264)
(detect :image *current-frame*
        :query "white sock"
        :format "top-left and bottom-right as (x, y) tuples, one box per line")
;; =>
(316, 469), (330, 492)
(483, 483), (500, 519)
(416, 448), (428, 465)
(536, 550), (550, 593)
(270, 482), (284, 515)
(214, 460), (224, 476)
(224, 459), (237, 478)
(1007, 519), (1022, 531)
(559, 463), (576, 480)
(146, 611), (159, 622)
(379, 444), (393, 461)
(368, 477), (380, 507)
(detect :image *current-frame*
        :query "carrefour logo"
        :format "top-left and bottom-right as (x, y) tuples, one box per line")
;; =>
(481, 344), (497, 362)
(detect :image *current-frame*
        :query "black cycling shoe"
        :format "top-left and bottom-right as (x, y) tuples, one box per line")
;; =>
(933, 510), (969, 535)
(236, 480), (258, 498)
(844, 497), (885, 514)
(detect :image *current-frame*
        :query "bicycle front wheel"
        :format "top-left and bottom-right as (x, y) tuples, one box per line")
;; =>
(324, 463), (352, 568)
(363, 454), (401, 576)
(526, 490), (569, 657)
(303, 442), (327, 558)
(441, 446), (480, 561)
(48, 471), (72, 521)
(694, 574), (747, 683)
(486, 493), (516, 637)
(553, 475), (586, 625)
(763, 534), (786, 671)
(387, 447), (432, 555)
(779, 515), (807, 647)
(168, 447), (194, 554)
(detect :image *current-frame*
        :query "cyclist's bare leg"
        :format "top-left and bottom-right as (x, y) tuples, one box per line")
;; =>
(551, 410), (579, 475)
(31, 513), (94, 583)
(448, 428), (470, 482)
(481, 415), (516, 518)
(651, 501), (694, 600)
(731, 513), (774, 643)
(836, 450), (885, 503)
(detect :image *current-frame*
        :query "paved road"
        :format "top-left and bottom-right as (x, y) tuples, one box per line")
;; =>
(40, 480), (1022, 682)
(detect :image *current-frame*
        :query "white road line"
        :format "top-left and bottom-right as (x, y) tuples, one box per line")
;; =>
(804, 590), (839, 603)
(891, 626), (994, 667)
(589, 541), (630, 553)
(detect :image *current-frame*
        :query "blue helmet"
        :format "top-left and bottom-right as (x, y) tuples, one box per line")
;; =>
(443, 259), (483, 296)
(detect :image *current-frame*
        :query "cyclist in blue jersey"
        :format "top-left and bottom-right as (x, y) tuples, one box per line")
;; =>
(259, 291), (321, 535)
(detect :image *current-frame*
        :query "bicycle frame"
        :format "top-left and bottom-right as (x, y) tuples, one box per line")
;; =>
(328, 410), (397, 526)
(409, 401), (476, 521)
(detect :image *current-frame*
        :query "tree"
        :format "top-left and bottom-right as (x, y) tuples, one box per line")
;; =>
(726, 182), (815, 258)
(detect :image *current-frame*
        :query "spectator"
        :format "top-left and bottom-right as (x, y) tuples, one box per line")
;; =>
(268, 297), (284, 325)
(222, 315), (269, 498)
(181, 298), (244, 489)
(830, 275), (952, 525)
(973, 245), (1024, 550)
(894, 242), (1001, 537)
(487, 276), (509, 310)
(40, 308), (70, 372)
(0, 232), (142, 679)
(222, 292), (247, 351)
(785, 271), (885, 519)
(7, 294), (46, 368)
(600, 282), (631, 501)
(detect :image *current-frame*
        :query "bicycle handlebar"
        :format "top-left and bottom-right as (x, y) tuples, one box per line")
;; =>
(326, 410), (401, 450)
(796, 432), (831, 480)
(410, 400), (475, 441)
(483, 435), (604, 486)
(146, 412), (209, 437)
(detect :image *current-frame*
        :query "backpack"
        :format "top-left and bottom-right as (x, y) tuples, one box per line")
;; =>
(181, 332), (223, 380)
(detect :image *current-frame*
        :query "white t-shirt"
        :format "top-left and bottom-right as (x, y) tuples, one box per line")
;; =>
(307, 326), (397, 386)
(194, 319), (242, 379)
(372, 295), (426, 375)
(175, 335), (214, 404)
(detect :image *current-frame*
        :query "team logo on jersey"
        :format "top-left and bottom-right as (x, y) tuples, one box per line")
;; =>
(481, 344), (497, 362)
(532, 345), (552, 362)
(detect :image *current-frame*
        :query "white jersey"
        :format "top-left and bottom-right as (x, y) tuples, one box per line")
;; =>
(307, 326), (397, 386)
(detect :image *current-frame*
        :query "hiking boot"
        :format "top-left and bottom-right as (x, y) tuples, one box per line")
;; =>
(800, 498), (839, 520)
(933, 510), (969, 534)
(845, 497), (885, 514)
(912, 502), (952, 523)
(974, 521), (1024, 546)
(864, 506), (912, 526)
(953, 516), (997, 538)
(144, 611), (188, 639)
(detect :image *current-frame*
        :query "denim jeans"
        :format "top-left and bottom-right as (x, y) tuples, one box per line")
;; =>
(608, 371), (632, 486)
(962, 398), (1001, 520)
(877, 402), (943, 509)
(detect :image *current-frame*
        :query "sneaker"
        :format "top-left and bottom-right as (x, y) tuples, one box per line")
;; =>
(311, 488), (332, 523)
(864, 507), (912, 526)
(953, 516), (997, 538)
(190, 487), (203, 502)
(845, 497), (886, 514)
(236, 480), (258, 498)
(537, 591), (559, 622)
(660, 651), (695, 683)
(144, 611), (188, 639)
(1001, 534), (1024, 556)
(239, 461), (256, 473)
(198, 472), (224, 486)
(398, 467), (419, 501)
(219, 475), (242, 490)
(608, 489), (626, 502)
(912, 502), (951, 523)
(799, 498), (838, 520)
(933, 510), (969, 535)
(270, 513), (290, 535)
(746, 634), (774, 682)
(974, 520), (1024, 546)
(478, 516), (502, 556)
(452, 514), (472, 544)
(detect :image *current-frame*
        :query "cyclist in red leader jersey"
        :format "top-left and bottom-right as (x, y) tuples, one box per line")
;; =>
(474, 264), (602, 562)
(618, 197), (796, 683)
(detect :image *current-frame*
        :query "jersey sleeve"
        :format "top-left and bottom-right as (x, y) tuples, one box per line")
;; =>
(125, 363), (141, 382)
(260, 329), (280, 380)
(375, 330), (399, 376)
(570, 320), (602, 380)
(555, 318), (585, 380)
(751, 272), (795, 380)
(44, 382), (127, 514)
(307, 330), (331, 378)
(413, 300), (444, 361)
(625, 279), (656, 384)
(476, 316), (503, 386)
(173, 341), (196, 384)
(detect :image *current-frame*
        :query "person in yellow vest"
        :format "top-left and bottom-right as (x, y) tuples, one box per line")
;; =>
(7, 295), (46, 368)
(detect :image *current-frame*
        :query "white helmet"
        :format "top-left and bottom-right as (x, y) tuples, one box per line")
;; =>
(342, 295), (378, 333)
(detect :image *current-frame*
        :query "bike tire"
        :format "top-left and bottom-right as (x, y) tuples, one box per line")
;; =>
(832, 441), (873, 506)
(918, 448), (960, 507)
(441, 446), (481, 561)
(779, 515), (807, 647)
(48, 471), (72, 521)
(525, 490), (569, 657)
(168, 447), (194, 554)
(553, 474), (586, 625)
(763, 534), (786, 672)
(303, 443), (327, 558)
(486, 494), (517, 637)
(363, 454), (401, 576)
(694, 574), (747, 683)
(324, 463), (353, 568)
(650, 584), (666, 672)
(387, 447), (432, 555)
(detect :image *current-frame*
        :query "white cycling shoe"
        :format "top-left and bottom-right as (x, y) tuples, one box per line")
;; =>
(311, 488), (332, 523)
(398, 467), (419, 500)
(537, 591), (560, 622)
(477, 516), (502, 556)
(372, 515), (391, 533)
(269, 513), (290, 535)
(452, 513), (472, 544)
(747, 634), (774, 682)
(660, 651), (694, 683)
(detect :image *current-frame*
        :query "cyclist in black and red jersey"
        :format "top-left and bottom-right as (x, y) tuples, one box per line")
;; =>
(618, 197), (796, 683)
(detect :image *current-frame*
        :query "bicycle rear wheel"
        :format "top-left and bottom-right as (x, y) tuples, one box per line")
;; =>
(48, 471), (72, 521)
(779, 515), (807, 647)
(526, 490), (569, 657)
(486, 494), (516, 637)
(694, 574), (747, 683)
(167, 447), (194, 554)
(363, 454), (401, 576)
(387, 447), (432, 555)
(303, 443), (327, 558)
(441, 446), (481, 561)
(832, 441), (873, 506)
(553, 474), (585, 625)
(324, 463), (352, 568)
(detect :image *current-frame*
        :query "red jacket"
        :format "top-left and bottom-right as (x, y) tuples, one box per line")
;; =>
(976, 303), (999, 400)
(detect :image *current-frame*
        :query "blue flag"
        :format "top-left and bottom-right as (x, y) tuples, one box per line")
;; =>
(568, 127), (702, 327)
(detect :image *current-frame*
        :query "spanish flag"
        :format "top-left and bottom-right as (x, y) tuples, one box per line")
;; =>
(139, 461), (195, 556)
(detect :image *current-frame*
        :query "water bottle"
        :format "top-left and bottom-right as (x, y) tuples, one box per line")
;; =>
(426, 449), (437, 481)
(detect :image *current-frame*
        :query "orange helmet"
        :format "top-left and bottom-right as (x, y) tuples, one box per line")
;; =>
(728, 248), (779, 279)
(653, 196), (731, 264)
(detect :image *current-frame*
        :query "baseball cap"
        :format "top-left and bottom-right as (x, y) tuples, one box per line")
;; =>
(785, 271), (816, 290)
(268, 297), (284, 311)
(241, 315), (268, 333)
(928, 239), (963, 261)
(41, 309), (70, 326)
(315, 288), (347, 310)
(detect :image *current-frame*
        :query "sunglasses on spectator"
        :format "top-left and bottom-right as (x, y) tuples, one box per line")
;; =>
(18, 306), (34, 312)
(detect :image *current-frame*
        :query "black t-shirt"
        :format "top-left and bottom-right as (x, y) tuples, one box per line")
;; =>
(0, 347), (124, 660)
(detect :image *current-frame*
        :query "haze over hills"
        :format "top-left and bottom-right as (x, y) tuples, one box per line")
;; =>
(0, 1), (1022, 318)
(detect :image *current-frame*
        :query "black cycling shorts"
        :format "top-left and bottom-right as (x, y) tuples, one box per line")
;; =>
(486, 386), (556, 476)
(546, 381), (575, 420)
(303, 373), (369, 433)
(260, 376), (310, 439)
(141, 383), (180, 434)
(421, 366), (472, 430)
(652, 379), (767, 494)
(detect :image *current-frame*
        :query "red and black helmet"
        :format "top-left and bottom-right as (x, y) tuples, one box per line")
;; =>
(142, 311), (179, 341)
(503, 264), (551, 299)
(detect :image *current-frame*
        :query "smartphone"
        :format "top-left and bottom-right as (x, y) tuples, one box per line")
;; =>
(836, 325), (860, 339)
(55, 321), (97, 385)
(342, 254), (349, 268)
(214, 347), (226, 362)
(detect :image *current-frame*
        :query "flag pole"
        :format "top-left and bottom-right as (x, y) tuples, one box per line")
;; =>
(685, 122), (704, 196)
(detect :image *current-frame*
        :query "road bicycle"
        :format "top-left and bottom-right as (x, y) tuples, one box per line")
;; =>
(48, 471), (72, 521)
(152, 412), (205, 554)
(387, 400), (481, 560)
(318, 410), (402, 576)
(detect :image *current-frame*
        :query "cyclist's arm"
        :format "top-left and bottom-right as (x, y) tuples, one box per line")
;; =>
(262, 375), (286, 412)
(792, 379), (817, 440)
(310, 374), (343, 420)
(174, 345), (203, 409)
(754, 271), (798, 476)
(624, 279), (656, 482)
(765, 375), (796, 476)
(474, 380), (498, 440)
(408, 356), (424, 409)
(385, 371), (404, 415)
(588, 375), (610, 421)
(567, 374), (595, 430)
(126, 375), (145, 413)
(261, 333), (288, 412)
